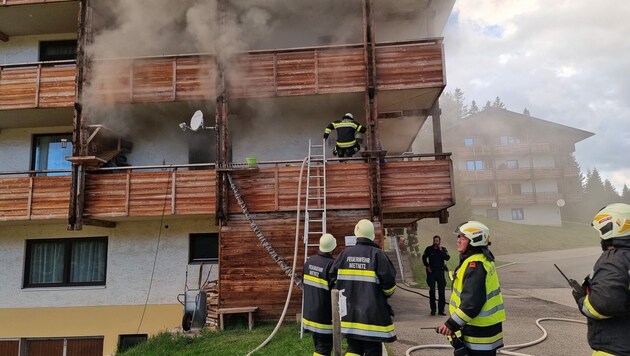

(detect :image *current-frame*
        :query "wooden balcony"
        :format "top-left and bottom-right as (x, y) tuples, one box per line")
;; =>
(0, 61), (76, 111)
(495, 169), (532, 180)
(0, 156), (453, 223)
(469, 195), (497, 206)
(1, 0), (73, 5)
(88, 39), (445, 104)
(532, 167), (562, 179)
(497, 194), (535, 205)
(459, 169), (494, 182)
(455, 142), (551, 157)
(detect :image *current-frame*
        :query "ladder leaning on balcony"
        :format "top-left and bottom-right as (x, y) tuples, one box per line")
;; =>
(301, 139), (328, 338)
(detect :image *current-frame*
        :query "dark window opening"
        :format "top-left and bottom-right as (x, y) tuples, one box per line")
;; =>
(189, 233), (218, 264)
(118, 334), (147, 353)
(39, 40), (77, 62)
(24, 237), (107, 288)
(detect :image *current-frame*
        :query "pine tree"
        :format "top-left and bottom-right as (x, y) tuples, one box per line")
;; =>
(483, 100), (492, 110)
(492, 96), (505, 108)
(467, 100), (479, 116)
(603, 179), (620, 202)
(523, 108), (530, 116)
(622, 184), (630, 204)
(584, 168), (607, 214)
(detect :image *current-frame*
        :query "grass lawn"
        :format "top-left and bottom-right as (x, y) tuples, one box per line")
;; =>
(118, 323), (315, 356)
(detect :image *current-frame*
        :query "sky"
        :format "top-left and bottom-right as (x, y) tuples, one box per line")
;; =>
(442, 0), (630, 193)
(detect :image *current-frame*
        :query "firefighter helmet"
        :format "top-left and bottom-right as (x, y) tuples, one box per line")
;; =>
(592, 203), (630, 240)
(354, 219), (375, 241)
(319, 233), (337, 253)
(343, 113), (354, 120)
(454, 221), (490, 247)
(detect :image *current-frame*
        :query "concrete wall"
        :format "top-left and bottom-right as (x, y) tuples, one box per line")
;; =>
(0, 34), (76, 65)
(497, 205), (561, 226)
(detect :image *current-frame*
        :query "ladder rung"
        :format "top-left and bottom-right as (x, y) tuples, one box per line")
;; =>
(309, 219), (323, 222)
(308, 232), (323, 235)
(309, 208), (325, 211)
(310, 175), (325, 178)
(308, 186), (325, 189)
(311, 145), (324, 148)
(308, 197), (322, 200)
(307, 243), (320, 247)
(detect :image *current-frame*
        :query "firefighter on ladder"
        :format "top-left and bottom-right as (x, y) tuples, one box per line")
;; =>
(574, 203), (630, 356)
(302, 234), (338, 356)
(323, 113), (367, 158)
(330, 219), (397, 356)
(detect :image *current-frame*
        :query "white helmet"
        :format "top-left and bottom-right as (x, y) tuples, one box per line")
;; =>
(354, 219), (375, 241)
(343, 113), (354, 120)
(592, 203), (630, 240)
(319, 233), (337, 253)
(454, 221), (490, 247)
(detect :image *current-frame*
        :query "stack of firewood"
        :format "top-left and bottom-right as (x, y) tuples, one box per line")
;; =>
(204, 280), (219, 330)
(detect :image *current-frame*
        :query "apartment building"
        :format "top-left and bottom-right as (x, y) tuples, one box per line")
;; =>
(448, 108), (593, 226)
(0, 0), (455, 354)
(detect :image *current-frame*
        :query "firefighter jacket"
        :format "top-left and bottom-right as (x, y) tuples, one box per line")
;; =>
(446, 252), (506, 352)
(323, 119), (366, 148)
(576, 237), (630, 356)
(422, 245), (450, 271)
(329, 238), (397, 342)
(302, 251), (336, 335)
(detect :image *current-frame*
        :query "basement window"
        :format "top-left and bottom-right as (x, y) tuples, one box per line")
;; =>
(23, 237), (108, 288)
(189, 233), (218, 264)
(118, 334), (147, 353)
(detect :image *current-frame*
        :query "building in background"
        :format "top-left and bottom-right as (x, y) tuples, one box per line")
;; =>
(0, 1), (455, 355)
(448, 108), (593, 226)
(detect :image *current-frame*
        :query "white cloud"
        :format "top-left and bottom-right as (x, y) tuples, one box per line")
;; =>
(444, 0), (630, 193)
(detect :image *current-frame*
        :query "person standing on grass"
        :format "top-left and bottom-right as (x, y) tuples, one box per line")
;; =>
(302, 234), (337, 356)
(422, 235), (450, 316)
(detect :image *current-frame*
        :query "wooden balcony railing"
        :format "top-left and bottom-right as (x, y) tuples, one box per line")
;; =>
(532, 167), (562, 179)
(455, 142), (551, 157)
(459, 170), (494, 182)
(1, 0), (73, 5)
(0, 155), (453, 222)
(0, 61), (76, 110)
(89, 39), (444, 104)
(495, 169), (532, 180)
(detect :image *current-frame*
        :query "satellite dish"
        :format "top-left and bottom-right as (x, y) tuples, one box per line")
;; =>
(190, 110), (204, 131)
(557, 199), (566, 207)
(491, 202), (498, 208)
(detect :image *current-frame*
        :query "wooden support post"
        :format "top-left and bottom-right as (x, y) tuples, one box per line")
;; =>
(431, 103), (443, 157)
(331, 289), (342, 356)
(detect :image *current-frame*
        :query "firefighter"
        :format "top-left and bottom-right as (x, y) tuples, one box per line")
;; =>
(438, 221), (506, 356)
(302, 233), (338, 356)
(574, 203), (630, 356)
(329, 219), (397, 356)
(323, 113), (367, 158)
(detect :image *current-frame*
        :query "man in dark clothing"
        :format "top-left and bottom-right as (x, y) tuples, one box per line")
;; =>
(422, 235), (450, 316)
(302, 233), (338, 356)
(329, 219), (397, 356)
(323, 113), (367, 158)
(573, 203), (630, 356)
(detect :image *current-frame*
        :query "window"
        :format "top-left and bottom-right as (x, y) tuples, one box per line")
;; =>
(22, 337), (103, 356)
(507, 160), (519, 169)
(510, 184), (522, 194)
(39, 40), (77, 61)
(32, 134), (73, 176)
(24, 237), (107, 288)
(466, 160), (485, 171)
(464, 138), (474, 147)
(469, 184), (493, 196)
(118, 335), (147, 353)
(487, 209), (499, 219)
(512, 208), (524, 220)
(500, 136), (520, 145)
(189, 233), (218, 263)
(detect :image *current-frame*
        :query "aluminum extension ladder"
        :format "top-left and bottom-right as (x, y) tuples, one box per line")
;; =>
(300, 138), (328, 338)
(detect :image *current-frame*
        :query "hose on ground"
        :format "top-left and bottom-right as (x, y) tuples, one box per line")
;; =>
(397, 283), (430, 299)
(246, 157), (308, 356)
(405, 317), (586, 356)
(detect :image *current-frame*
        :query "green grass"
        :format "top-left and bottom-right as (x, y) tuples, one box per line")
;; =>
(118, 323), (314, 356)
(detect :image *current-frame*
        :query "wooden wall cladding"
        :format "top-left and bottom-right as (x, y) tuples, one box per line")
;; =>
(0, 176), (70, 221)
(0, 65), (75, 110)
(219, 210), (379, 321)
(380, 160), (453, 211)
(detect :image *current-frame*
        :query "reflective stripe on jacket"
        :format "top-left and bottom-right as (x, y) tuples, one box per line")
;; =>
(323, 119), (366, 147)
(302, 252), (335, 335)
(329, 238), (397, 342)
(447, 253), (505, 351)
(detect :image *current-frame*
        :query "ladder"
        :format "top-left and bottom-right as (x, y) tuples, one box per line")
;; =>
(300, 139), (328, 338)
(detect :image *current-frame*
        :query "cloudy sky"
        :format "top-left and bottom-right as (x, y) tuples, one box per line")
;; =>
(442, 0), (630, 192)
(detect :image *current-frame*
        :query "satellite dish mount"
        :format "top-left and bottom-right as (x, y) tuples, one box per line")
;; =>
(179, 110), (215, 131)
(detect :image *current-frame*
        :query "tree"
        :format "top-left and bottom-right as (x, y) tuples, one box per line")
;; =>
(492, 96), (505, 108)
(523, 108), (530, 116)
(622, 184), (630, 204)
(483, 100), (492, 110)
(603, 179), (620, 202)
(467, 100), (479, 116)
(583, 168), (608, 215)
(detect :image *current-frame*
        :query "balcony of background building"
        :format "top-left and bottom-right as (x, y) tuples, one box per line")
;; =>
(459, 169), (494, 182)
(454, 142), (552, 157)
(0, 154), (453, 223)
(1, 0), (73, 5)
(469, 195), (496, 206)
(497, 193), (535, 205)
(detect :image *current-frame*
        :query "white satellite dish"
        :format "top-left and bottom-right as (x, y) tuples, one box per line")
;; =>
(491, 202), (498, 208)
(178, 110), (215, 131)
(557, 199), (566, 207)
(190, 110), (204, 131)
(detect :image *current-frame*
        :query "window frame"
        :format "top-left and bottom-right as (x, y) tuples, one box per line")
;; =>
(511, 208), (524, 220)
(189, 233), (219, 264)
(31, 133), (73, 176)
(23, 237), (108, 288)
(506, 160), (519, 169)
(39, 39), (77, 62)
(464, 137), (475, 147)
(466, 160), (485, 171)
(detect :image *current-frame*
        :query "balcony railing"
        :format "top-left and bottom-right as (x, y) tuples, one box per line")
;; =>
(459, 170), (494, 181)
(532, 167), (562, 179)
(455, 142), (552, 156)
(0, 60), (76, 110)
(0, 155), (453, 222)
(89, 39), (445, 104)
(1, 0), (73, 5)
